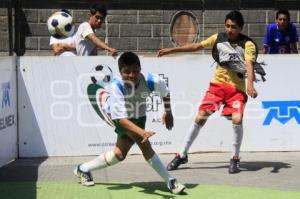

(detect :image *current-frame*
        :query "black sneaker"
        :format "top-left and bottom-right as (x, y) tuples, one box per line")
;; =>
(228, 156), (240, 174)
(73, 164), (95, 186)
(167, 154), (188, 171)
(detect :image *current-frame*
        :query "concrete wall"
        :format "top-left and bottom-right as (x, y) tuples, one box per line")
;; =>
(1, 0), (300, 55)
(0, 5), (9, 56)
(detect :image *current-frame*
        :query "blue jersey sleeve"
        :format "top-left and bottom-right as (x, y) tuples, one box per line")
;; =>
(263, 24), (275, 46)
(290, 23), (299, 43)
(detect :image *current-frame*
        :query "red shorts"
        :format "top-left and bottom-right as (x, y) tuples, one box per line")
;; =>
(199, 82), (248, 116)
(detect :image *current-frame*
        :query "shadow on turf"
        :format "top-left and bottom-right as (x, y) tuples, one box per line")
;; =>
(177, 161), (291, 173)
(95, 181), (198, 198)
(0, 158), (47, 199)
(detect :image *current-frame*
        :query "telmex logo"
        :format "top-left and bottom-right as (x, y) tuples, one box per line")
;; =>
(262, 101), (300, 125)
(1, 82), (10, 108)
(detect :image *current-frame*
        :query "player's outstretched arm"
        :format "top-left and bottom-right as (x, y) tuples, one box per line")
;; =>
(51, 43), (74, 55)
(86, 33), (118, 56)
(118, 118), (156, 143)
(246, 60), (258, 98)
(162, 111), (173, 130)
(157, 43), (204, 57)
(162, 94), (174, 130)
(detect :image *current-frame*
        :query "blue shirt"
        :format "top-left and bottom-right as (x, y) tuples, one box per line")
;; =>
(263, 22), (298, 54)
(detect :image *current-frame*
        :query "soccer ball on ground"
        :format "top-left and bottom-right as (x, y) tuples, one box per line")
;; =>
(91, 64), (114, 88)
(47, 11), (74, 39)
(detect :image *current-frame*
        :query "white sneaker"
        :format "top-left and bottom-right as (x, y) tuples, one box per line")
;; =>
(73, 165), (95, 186)
(167, 178), (185, 194)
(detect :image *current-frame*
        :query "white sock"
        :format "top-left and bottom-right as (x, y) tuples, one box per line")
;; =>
(232, 124), (243, 158)
(147, 153), (173, 182)
(80, 150), (120, 172)
(179, 123), (202, 157)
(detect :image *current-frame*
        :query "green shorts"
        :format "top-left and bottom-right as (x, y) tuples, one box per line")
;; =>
(113, 116), (146, 138)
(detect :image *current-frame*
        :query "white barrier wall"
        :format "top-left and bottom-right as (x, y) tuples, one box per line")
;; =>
(0, 57), (17, 166)
(18, 55), (300, 157)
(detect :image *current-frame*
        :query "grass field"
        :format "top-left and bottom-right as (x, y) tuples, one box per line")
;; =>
(1, 182), (299, 199)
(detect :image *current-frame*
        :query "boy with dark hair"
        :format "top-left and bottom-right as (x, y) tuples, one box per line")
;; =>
(158, 10), (258, 174)
(75, 3), (118, 56)
(263, 9), (298, 54)
(74, 52), (185, 195)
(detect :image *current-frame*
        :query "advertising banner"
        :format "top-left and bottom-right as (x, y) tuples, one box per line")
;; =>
(18, 55), (300, 157)
(0, 57), (17, 166)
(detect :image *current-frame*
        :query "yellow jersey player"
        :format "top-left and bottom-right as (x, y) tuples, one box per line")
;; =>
(158, 10), (258, 174)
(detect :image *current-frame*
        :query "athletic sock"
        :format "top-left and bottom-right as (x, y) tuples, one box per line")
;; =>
(147, 153), (173, 182)
(80, 150), (119, 172)
(179, 123), (202, 157)
(232, 124), (243, 158)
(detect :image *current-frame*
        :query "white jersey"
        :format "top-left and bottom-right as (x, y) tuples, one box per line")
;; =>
(49, 33), (76, 56)
(75, 22), (97, 56)
(107, 72), (169, 120)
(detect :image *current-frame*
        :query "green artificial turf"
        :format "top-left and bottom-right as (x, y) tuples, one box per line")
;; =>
(0, 182), (299, 199)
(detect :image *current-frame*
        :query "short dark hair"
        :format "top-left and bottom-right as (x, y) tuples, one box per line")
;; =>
(61, 9), (71, 15)
(225, 10), (244, 28)
(90, 3), (107, 17)
(118, 52), (141, 71)
(276, 9), (290, 21)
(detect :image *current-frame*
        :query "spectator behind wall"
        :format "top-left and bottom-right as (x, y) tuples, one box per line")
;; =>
(263, 9), (298, 54)
(49, 9), (77, 56)
(75, 3), (118, 56)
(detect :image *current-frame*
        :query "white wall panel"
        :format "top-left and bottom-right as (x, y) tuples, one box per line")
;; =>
(0, 57), (17, 166)
(18, 55), (300, 157)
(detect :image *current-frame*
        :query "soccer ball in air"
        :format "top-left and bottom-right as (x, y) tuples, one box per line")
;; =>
(47, 11), (74, 39)
(91, 64), (114, 88)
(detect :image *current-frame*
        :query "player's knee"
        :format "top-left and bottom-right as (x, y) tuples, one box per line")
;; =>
(141, 146), (155, 158)
(113, 148), (127, 161)
(103, 150), (121, 166)
(117, 154), (126, 161)
(195, 119), (206, 126)
(195, 110), (210, 126)
(232, 114), (243, 124)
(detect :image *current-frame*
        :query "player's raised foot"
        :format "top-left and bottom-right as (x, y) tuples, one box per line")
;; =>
(73, 164), (95, 186)
(167, 178), (185, 195)
(167, 153), (188, 171)
(228, 156), (240, 174)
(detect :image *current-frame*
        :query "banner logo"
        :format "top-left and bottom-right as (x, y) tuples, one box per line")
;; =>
(147, 74), (168, 112)
(87, 83), (114, 127)
(87, 65), (115, 127)
(0, 82), (15, 130)
(262, 101), (300, 125)
(1, 82), (11, 108)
